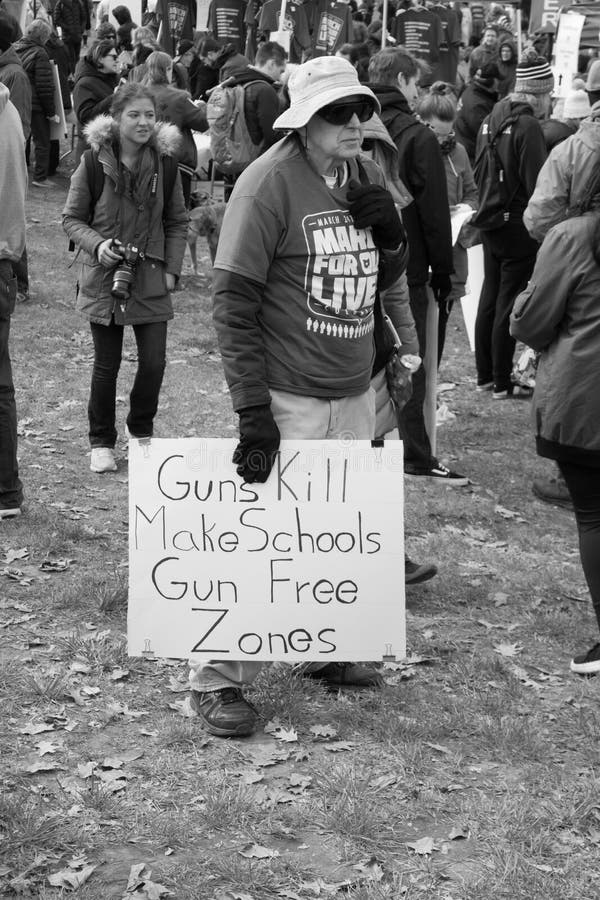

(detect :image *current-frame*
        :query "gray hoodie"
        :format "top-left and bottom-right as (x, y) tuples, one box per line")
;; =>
(523, 101), (600, 242)
(0, 83), (27, 263)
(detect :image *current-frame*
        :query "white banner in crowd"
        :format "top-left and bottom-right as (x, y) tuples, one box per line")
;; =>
(461, 244), (485, 353)
(128, 439), (406, 663)
(553, 13), (585, 97)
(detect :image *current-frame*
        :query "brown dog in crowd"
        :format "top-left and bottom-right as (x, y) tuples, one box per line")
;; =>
(187, 191), (226, 273)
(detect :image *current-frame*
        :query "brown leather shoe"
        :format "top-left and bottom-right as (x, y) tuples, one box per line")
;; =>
(190, 688), (257, 737)
(304, 662), (383, 688)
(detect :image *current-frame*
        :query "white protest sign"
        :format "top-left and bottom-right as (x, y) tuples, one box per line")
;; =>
(49, 63), (68, 142)
(461, 243), (484, 353)
(553, 13), (585, 97)
(128, 438), (406, 663)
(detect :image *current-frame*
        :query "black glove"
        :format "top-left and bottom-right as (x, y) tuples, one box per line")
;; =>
(233, 404), (280, 483)
(347, 180), (405, 251)
(429, 272), (452, 304)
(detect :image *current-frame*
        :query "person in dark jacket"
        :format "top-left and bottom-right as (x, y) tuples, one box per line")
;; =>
(225, 40), (287, 150)
(368, 47), (467, 485)
(141, 50), (208, 205)
(473, 52), (550, 398)
(0, 12), (32, 139)
(62, 82), (188, 475)
(73, 39), (118, 158)
(53, 0), (84, 72)
(496, 38), (516, 97)
(510, 190), (600, 675)
(190, 36), (221, 101)
(455, 61), (499, 162)
(14, 18), (57, 185)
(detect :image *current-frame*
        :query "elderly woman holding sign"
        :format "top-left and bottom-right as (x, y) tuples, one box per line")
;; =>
(188, 56), (409, 738)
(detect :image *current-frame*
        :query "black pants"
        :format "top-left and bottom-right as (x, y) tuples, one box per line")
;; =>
(398, 283), (434, 468)
(558, 460), (600, 633)
(88, 319), (167, 447)
(475, 223), (538, 391)
(0, 262), (23, 510)
(28, 110), (51, 181)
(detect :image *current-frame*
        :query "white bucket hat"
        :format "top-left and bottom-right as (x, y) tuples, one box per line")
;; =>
(273, 56), (380, 130)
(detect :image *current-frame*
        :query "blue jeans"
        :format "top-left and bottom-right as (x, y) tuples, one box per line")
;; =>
(88, 319), (167, 448)
(0, 261), (23, 510)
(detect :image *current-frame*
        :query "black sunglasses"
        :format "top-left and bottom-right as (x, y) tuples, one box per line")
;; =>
(317, 99), (375, 125)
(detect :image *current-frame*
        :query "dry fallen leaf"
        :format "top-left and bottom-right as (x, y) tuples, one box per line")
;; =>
(406, 836), (436, 855)
(448, 825), (469, 841)
(36, 740), (60, 756)
(309, 724), (338, 740)
(48, 864), (96, 890)
(323, 741), (355, 753)
(238, 843), (280, 860)
(493, 643), (521, 658)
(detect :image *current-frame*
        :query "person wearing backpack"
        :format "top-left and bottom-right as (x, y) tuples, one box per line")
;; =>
(472, 51), (551, 399)
(207, 40), (287, 197)
(62, 83), (188, 474)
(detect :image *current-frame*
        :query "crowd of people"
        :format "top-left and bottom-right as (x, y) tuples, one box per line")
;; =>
(2, 0), (600, 731)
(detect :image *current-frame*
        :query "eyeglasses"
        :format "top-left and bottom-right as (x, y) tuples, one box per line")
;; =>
(317, 99), (375, 126)
(106, 53), (118, 59)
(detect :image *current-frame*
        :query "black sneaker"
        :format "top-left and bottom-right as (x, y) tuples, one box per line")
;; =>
(404, 462), (469, 486)
(190, 687), (257, 737)
(570, 643), (600, 675)
(405, 556), (438, 585)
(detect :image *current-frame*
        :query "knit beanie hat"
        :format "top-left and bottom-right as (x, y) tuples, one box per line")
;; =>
(514, 50), (554, 95)
(563, 87), (592, 120)
(0, 12), (15, 51)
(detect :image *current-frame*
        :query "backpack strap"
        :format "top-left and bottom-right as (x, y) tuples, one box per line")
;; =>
(161, 154), (178, 203)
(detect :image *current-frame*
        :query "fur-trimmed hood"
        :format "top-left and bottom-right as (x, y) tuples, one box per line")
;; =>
(83, 114), (182, 156)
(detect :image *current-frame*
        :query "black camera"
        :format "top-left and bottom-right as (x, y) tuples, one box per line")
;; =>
(110, 240), (139, 303)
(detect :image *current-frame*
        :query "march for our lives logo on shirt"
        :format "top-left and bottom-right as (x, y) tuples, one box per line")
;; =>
(302, 209), (379, 339)
(316, 12), (343, 51)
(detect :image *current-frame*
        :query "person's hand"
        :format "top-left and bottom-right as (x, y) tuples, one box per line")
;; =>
(233, 404), (280, 483)
(347, 180), (405, 250)
(429, 272), (452, 304)
(47, 114), (61, 123)
(96, 239), (122, 268)
(193, 99), (206, 110)
(165, 273), (176, 291)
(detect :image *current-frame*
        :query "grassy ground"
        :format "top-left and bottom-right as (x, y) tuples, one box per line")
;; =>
(1, 162), (599, 899)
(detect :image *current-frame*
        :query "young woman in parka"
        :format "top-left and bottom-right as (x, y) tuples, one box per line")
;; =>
(62, 82), (188, 474)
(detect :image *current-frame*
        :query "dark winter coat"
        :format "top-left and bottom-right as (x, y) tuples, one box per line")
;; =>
(496, 40), (517, 98)
(189, 56), (218, 101)
(62, 115), (188, 326)
(150, 83), (207, 176)
(226, 66), (281, 148)
(369, 82), (453, 286)
(510, 213), (600, 466)
(455, 78), (498, 162)
(475, 98), (547, 224)
(73, 57), (117, 138)
(13, 35), (55, 117)
(53, 0), (84, 42)
(0, 46), (31, 138)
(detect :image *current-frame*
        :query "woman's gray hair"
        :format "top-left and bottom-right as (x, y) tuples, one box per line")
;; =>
(25, 18), (52, 44)
(508, 91), (551, 118)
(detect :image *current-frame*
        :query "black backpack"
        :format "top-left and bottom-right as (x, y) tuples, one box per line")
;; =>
(471, 113), (519, 230)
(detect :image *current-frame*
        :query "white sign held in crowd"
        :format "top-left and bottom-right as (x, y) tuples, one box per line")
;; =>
(553, 13), (585, 97)
(460, 244), (485, 353)
(49, 62), (68, 142)
(128, 438), (406, 663)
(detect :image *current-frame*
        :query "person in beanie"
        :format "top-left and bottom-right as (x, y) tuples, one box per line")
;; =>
(189, 56), (408, 738)
(474, 49), (550, 398)
(455, 60), (499, 163)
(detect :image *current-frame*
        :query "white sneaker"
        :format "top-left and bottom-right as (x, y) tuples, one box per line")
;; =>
(90, 447), (117, 473)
